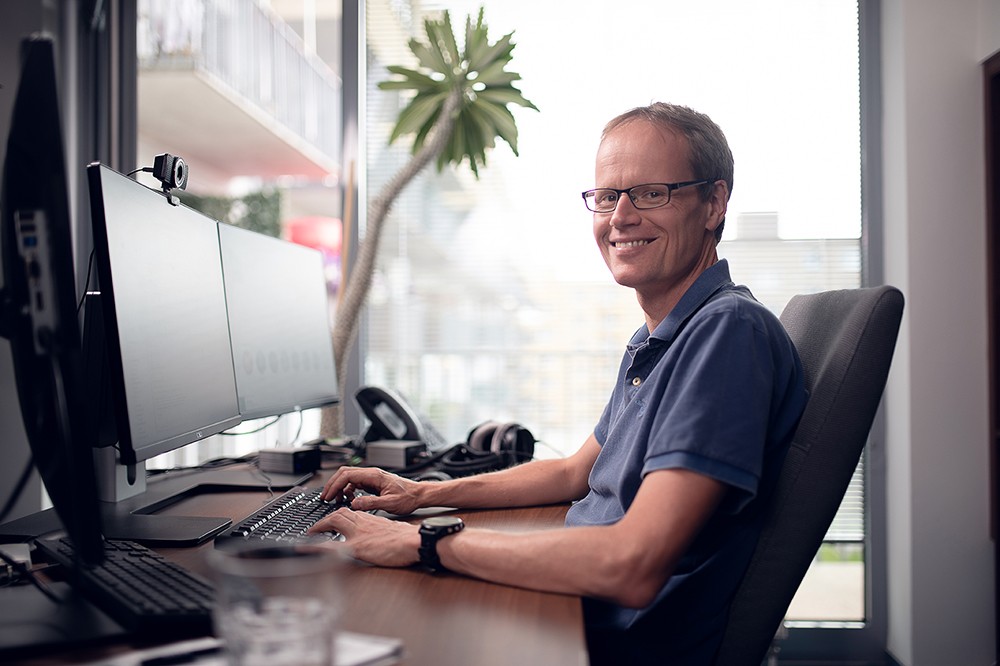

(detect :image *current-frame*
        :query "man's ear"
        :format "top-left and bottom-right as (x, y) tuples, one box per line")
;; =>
(704, 180), (729, 234)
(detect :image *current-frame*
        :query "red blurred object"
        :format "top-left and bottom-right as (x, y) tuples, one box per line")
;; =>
(285, 216), (343, 293)
(286, 216), (342, 255)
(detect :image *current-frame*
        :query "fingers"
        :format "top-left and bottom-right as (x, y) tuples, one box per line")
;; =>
(308, 507), (390, 540)
(319, 467), (352, 500)
(319, 466), (422, 515)
(321, 466), (381, 501)
(350, 491), (387, 512)
(308, 507), (355, 536)
(308, 510), (422, 568)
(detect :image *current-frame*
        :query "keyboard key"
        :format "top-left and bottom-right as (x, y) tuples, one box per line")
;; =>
(34, 537), (214, 637)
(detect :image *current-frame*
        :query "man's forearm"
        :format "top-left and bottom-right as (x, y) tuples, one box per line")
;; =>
(417, 454), (590, 509)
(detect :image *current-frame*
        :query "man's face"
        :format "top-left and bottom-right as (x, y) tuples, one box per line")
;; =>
(592, 121), (726, 305)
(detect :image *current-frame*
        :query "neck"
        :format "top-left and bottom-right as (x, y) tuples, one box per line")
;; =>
(638, 249), (718, 332)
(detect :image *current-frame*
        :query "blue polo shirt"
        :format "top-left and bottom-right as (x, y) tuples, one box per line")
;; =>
(566, 259), (807, 665)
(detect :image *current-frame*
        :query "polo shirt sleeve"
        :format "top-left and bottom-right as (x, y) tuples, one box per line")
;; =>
(643, 302), (779, 513)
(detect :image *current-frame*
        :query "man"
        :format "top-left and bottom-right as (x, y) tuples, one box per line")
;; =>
(311, 102), (807, 664)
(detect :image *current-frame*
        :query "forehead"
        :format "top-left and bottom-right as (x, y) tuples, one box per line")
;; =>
(595, 120), (691, 183)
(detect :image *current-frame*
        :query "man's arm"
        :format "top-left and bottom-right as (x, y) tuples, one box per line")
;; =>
(437, 467), (725, 606)
(315, 466), (726, 608)
(319, 434), (600, 515)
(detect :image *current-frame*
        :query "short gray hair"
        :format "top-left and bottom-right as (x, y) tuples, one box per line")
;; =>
(602, 103), (734, 242)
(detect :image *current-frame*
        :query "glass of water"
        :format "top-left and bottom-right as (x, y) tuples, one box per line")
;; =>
(207, 541), (346, 666)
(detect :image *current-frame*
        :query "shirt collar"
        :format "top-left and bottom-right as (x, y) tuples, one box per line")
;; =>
(626, 259), (735, 351)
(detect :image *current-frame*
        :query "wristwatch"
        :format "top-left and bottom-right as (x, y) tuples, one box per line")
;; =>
(418, 516), (465, 572)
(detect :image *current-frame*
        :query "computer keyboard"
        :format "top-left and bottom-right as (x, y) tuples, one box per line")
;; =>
(34, 536), (214, 637)
(214, 485), (352, 548)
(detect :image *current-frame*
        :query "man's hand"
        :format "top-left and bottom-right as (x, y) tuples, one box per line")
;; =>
(320, 466), (426, 515)
(308, 508), (421, 568)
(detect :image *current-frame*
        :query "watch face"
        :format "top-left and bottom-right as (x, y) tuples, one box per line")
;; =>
(423, 516), (463, 528)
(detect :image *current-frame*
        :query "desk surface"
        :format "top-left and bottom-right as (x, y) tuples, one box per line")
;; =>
(15, 472), (588, 665)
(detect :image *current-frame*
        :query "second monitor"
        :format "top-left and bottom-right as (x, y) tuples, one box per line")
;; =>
(219, 222), (339, 421)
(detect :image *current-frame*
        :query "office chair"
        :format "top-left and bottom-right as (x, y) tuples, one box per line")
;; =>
(712, 285), (904, 666)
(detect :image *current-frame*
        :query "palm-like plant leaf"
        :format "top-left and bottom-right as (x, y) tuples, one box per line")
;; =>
(470, 101), (518, 153)
(467, 34), (514, 74)
(477, 87), (535, 108)
(327, 8), (538, 434)
(376, 7), (538, 176)
(389, 91), (447, 144)
(379, 66), (441, 91)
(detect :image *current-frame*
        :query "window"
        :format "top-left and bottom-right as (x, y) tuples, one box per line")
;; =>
(129, 0), (879, 658)
(365, 0), (873, 647)
(135, 0), (344, 463)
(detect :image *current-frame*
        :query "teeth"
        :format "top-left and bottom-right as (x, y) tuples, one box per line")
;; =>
(614, 240), (649, 248)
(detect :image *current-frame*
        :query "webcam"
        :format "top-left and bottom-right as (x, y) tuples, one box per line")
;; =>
(152, 153), (189, 192)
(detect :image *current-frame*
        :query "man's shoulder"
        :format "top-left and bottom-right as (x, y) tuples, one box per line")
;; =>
(698, 284), (780, 327)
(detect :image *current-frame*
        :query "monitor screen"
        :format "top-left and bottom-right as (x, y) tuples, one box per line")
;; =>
(87, 163), (241, 465)
(0, 35), (103, 565)
(218, 223), (339, 420)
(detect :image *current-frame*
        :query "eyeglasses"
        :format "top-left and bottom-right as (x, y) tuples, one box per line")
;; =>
(581, 179), (716, 213)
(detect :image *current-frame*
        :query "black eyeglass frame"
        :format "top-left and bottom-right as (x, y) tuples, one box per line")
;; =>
(581, 179), (717, 213)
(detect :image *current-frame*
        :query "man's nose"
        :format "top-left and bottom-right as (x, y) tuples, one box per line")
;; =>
(608, 194), (640, 226)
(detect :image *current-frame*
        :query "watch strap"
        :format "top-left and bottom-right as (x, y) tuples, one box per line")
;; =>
(418, 519), (464, 572)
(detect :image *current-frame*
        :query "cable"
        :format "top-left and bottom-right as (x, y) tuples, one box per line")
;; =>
(246, 457), (276, 500)
(438, 445), (534, 477)
(389, 441), (536, 479)
(76, 248), (96, 313)
(316, 437), (364, 468)
(145, 452), (257, 477)
(531, 438), (566, 458)
(0, 549), (61, 604)
(288, 410), (305, 445)
(219, 416), (281, 436)
(392, 443), (480, 477)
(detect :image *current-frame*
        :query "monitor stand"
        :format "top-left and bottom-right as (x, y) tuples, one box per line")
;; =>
(0, 461), (312, 546)
(100, 461), (313, 545)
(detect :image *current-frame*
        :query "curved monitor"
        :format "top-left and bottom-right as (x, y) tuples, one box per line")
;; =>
(87, 163), (241, 466)
(218, 223), (339, 420)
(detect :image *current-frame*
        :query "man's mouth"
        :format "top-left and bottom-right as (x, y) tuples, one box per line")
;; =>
(612, 240), (651, 248)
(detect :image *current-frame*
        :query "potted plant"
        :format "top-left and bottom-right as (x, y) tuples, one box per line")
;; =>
(323, 7), (537, 435)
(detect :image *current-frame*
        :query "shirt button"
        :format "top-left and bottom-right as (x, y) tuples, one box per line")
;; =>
(632, 377), (642, 387)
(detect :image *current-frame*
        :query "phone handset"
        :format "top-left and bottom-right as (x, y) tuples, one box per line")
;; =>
(354, 386), (450, 450)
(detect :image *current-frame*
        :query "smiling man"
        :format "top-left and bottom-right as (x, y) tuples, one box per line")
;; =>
(312, 103), (808, 665)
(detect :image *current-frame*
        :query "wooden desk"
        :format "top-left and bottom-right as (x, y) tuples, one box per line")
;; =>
(16, 477), (589, 665)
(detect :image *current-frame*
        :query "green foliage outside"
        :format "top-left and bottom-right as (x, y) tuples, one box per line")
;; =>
(180, 189), (282, 238)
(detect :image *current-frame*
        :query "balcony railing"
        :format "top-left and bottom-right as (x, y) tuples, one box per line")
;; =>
(138, 0), (341, 167)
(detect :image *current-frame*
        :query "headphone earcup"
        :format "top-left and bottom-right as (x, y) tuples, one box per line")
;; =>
(466, 421), (500, 453)
(465, 421), (536, 468)
(494, 423), (535, 466)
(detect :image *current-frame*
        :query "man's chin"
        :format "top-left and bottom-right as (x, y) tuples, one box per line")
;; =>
(608, 268), (644, 289)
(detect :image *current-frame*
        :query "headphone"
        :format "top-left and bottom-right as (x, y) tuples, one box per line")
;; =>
(402, 421), (536, 479)
(464, 421), (535, 467)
